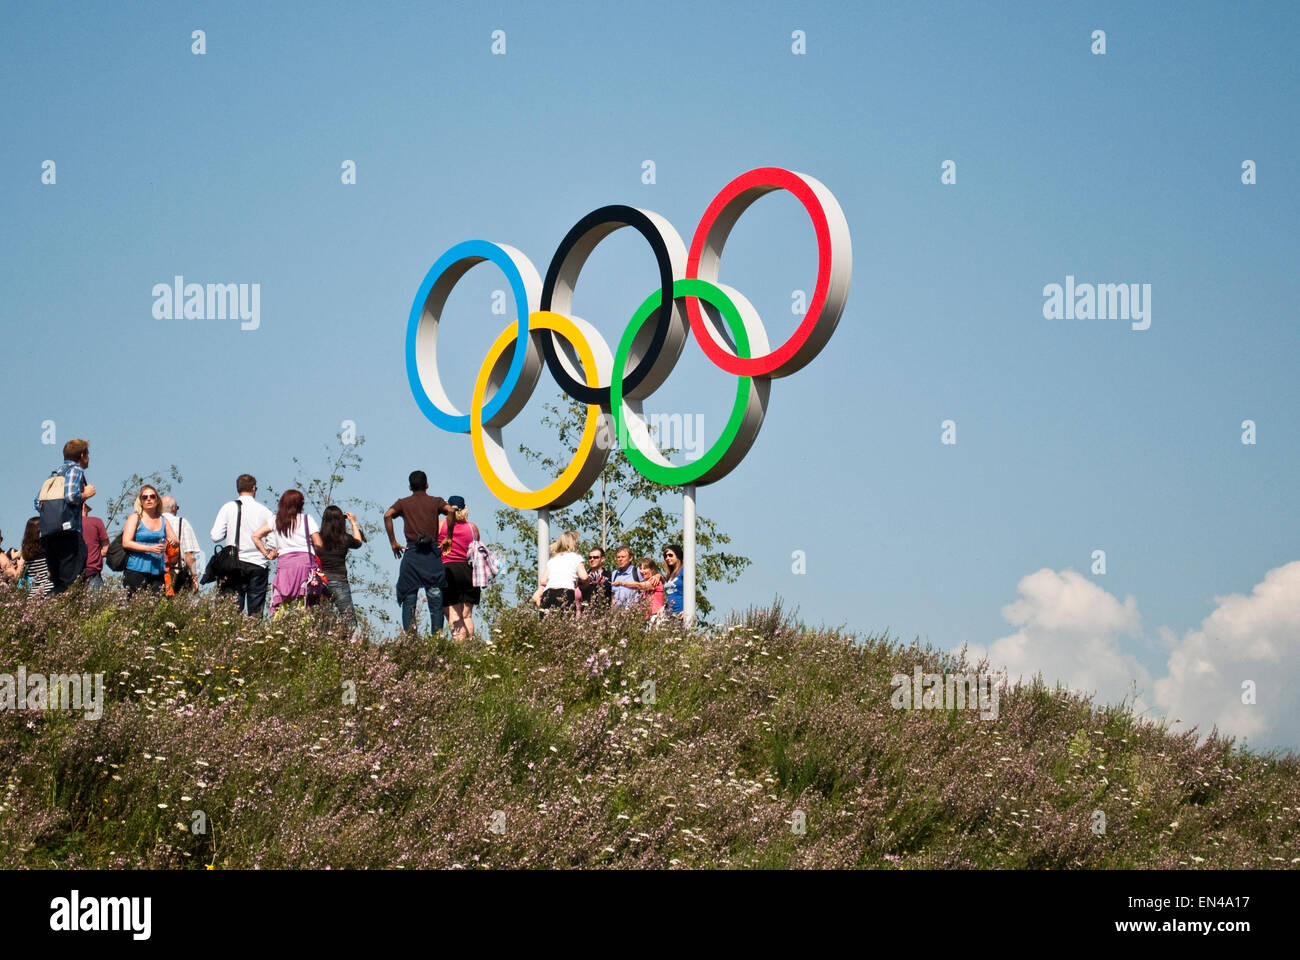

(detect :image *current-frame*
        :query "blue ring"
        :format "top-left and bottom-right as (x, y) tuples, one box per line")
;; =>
(405, 239), (533, 434)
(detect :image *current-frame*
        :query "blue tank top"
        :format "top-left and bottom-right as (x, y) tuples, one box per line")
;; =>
(663, 569), (684, 614)
(125, 515), (166, 575)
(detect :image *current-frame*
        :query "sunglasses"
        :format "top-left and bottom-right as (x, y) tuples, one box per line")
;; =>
(141, 494), (158, 501)
(588, 554), (603, 560)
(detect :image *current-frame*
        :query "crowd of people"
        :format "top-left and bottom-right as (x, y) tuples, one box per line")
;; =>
(2, 441), (686, 636)
(533, 534), (685, 621)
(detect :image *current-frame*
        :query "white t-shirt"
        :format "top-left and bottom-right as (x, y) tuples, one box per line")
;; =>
(159, 515), (199, 566)
(166, 514), (202, 558)
(545, 552), (585, 590)
(210, 495), (276, 567)
(268, 514), (318, 555)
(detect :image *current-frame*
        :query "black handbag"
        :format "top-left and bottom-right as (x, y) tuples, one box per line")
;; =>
(200, 501), (243, 584)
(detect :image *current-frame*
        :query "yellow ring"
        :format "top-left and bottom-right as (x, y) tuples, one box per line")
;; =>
(471, 311), (604, 510)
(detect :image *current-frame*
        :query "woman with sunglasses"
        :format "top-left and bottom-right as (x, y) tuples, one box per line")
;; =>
(660, 543), (685, 617)
(121, 484), (179, 596)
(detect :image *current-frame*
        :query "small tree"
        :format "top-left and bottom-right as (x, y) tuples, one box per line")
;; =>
(104, 465), (184, 532)
(480, 397), (750, 621)
(266, 432), (392, 627)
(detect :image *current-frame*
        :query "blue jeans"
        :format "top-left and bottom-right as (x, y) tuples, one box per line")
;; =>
(327, 576), (357, 630)
(220, 562), (269, 617)
(400, 585), (444, 634)
(85, 573), (104, 592)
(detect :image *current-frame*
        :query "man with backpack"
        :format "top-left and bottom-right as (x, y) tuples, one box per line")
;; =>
(162, 495), (201, 591)
(34, 438), (96, 594)
(610, 544), (641, 608)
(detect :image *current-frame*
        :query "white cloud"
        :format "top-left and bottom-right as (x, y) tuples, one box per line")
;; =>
(966, 562), (1300, 750)
(963, 568), (1151, 713)
(1154, 561), (1300, 748)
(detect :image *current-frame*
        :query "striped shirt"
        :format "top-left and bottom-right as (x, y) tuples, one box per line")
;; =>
(26, 557), (52, 596)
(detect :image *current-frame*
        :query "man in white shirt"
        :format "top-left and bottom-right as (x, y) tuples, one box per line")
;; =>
(161, 495), (202, 586)
(209, 473), (275, 616)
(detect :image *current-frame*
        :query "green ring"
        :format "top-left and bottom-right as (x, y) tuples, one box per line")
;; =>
(610, 278), (753, 486)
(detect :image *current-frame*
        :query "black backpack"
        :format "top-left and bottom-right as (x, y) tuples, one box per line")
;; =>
(36, 469), (80, 537)
(105, 533), (128, 572)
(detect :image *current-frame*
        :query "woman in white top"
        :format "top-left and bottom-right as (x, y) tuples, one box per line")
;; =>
(251, 489), (319, 616)
(536, 529), (589, 613)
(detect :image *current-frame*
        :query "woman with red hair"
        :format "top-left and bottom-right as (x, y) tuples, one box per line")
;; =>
(250, 489), (319, 615)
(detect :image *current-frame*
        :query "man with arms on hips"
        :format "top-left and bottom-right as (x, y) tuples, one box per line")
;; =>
(209, 474), (275, 616)
(384, 470), (456, 635)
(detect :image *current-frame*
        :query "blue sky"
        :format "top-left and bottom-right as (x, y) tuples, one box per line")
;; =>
(2, 1), (1297, 748)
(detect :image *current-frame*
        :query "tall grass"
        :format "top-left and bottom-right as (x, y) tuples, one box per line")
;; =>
(0, 586), (1296, 869)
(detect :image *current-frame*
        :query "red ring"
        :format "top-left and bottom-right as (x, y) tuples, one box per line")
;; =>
(685, 167), (834, 377)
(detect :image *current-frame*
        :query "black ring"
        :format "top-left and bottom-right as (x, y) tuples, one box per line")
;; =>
(540, 205), (677, 407)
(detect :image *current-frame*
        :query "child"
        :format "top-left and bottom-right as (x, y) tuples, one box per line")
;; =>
(637, 557), (664, 621)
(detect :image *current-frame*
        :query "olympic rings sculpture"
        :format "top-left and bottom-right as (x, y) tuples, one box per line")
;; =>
(405, 167), (851, 511)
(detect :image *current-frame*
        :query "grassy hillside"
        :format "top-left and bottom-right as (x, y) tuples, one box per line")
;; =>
(1, 587), (1296, 869)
